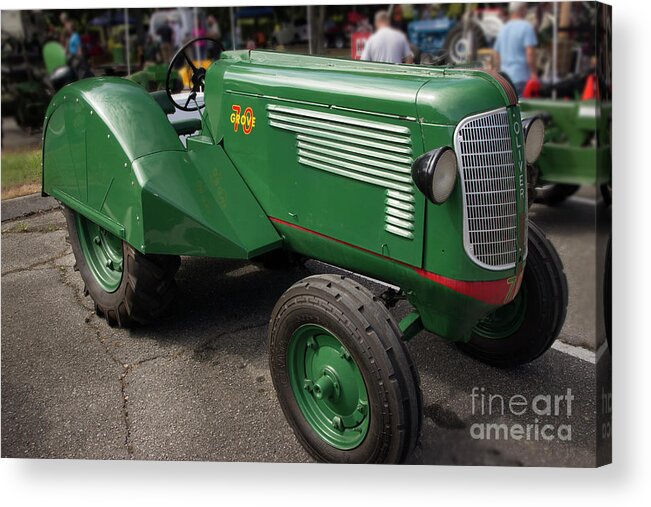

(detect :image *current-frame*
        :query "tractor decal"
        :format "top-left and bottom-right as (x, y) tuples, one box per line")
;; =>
(267, 104), (416, 240)
(230, 105), (256, 134)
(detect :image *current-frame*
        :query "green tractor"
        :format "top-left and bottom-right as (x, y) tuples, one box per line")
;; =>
(42, 39), (567, 464)
(520, 98), (612, 205)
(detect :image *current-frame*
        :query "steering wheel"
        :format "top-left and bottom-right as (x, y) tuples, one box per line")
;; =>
(165, 37), (224, 112)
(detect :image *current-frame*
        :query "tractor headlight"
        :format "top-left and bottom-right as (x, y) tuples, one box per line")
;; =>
(522, 116), (545, 164)
(411, 147), (458, 204)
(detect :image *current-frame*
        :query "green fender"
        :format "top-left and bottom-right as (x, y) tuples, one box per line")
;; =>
(42, 77), (281, 258)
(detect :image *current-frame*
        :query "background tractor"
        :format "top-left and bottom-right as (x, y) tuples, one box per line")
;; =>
(521, 97), (611, 205)
(42, 39), (567, 464)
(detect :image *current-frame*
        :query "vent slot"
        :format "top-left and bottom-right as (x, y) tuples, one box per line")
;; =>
(268, 104), (416, 240)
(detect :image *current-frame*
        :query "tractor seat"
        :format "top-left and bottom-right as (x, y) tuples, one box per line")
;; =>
(150, 90), (202, 137)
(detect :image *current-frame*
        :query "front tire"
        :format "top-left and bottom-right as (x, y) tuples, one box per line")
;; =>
(268, 274), (422, 463)
(64, 207), (181, 327)
(458, 221), (568, 367)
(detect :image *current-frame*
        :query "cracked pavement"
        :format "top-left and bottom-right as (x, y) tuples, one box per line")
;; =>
(1, 194), (611, 466)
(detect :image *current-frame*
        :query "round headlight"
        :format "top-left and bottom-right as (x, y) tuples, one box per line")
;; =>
(411, 147), (458, 204)
(523, 116), (545, 164)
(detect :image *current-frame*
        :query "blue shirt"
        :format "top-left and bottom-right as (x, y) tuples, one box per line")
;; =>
(493, 20), (537, 85)
(67, 32), (81, 56)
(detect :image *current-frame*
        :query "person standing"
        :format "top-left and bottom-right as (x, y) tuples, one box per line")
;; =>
(493, 2), (538, 96)
(361, 10), (414, 64)
(205, 15), (221, 58)
(157, 19), (174, 63)
(206, 15), (221, 40)
(64, 20), (81, 59)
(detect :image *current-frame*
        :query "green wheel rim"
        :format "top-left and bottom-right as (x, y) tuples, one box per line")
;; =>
(473, 284), (528, 339)
(76, 214), (124, 293)
(287, 324), (370, 450)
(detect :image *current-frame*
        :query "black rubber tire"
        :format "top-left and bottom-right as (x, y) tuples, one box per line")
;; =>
(268, 274), (422, 464)
(457, 221), (568, 367)
(443, 23), (486, 64)
(63, 207), (181, 327)
(534, 184), (579, 206)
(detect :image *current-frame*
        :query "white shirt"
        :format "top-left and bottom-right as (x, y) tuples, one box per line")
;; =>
(361, 27), (413, 64)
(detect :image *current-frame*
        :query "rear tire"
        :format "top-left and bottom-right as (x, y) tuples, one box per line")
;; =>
(268, 274), (422, 463)
(444, 23), (486, 64)
(457, 221), (568, 367)
(64, 206), (181, 327)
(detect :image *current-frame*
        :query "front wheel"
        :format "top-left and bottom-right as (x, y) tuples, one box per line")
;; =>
(268, 274), (422, 463)
(64, 207), (181, 327)
(458, 221), (568, 367)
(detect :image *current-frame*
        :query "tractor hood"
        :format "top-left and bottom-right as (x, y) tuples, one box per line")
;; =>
(208, 50), (516, 128)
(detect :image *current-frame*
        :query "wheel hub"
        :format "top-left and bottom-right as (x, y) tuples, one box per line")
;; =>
(473, 283), (528, 339)
(288, 324), (369, 449)
(76, 215), (124, 292)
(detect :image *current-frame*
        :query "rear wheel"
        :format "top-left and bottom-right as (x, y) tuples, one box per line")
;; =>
(443, 23), (487, 64)
(269, 274), (422, 463)
(458, 222), (568, 367)
(64, 207), (181, 327)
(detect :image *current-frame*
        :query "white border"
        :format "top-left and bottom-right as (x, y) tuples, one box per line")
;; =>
(2, 0), (649, 506)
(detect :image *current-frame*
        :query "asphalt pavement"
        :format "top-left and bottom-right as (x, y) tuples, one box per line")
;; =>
(1, 193), (612, 466)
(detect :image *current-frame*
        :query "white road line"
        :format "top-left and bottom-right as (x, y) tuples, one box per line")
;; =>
(551, 340), (596, 364)
(567, 195), (598, 206)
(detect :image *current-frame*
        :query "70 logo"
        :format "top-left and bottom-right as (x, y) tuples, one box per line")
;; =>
(230, 105), (256, 135)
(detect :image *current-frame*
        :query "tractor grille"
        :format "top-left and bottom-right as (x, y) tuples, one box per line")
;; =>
(454, 108), (519, 270)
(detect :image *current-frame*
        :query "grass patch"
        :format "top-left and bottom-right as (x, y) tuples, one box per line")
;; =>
(1, 148), (42, 199)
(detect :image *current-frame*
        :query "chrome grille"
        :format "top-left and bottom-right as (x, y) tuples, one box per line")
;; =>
(454, 108), (519, 270)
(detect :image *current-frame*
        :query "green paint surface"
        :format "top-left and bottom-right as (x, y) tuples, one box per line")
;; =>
(42, 51), (529, 341)
(288, 324), (369, 449)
